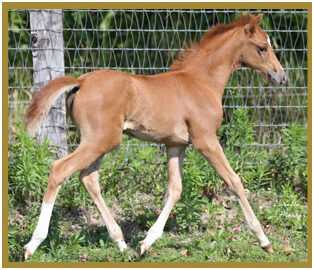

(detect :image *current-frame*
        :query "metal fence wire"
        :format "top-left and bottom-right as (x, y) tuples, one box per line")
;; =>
(8, 9), (308, 150)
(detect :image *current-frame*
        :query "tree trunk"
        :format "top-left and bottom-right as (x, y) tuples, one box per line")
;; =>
(29, 9), (67, 159)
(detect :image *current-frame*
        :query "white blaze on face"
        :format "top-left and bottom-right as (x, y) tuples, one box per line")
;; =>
(267, 35), (272, 49)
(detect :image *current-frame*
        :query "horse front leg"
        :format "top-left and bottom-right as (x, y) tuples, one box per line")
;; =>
(79, 158), (127, 252)
(192, 135), (273, 253)
(139, 146), (186, 255)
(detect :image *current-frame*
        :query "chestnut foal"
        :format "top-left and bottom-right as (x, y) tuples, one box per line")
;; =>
(23, 13), (287, 259)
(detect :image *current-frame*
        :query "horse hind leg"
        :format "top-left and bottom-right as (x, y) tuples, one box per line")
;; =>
(79, 157), (127, 252)
(23, 134), (122, 260)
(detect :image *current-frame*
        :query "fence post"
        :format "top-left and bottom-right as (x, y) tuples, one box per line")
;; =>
(29, 9), (68, 159)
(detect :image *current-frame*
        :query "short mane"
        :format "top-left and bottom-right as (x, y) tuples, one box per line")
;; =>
(170, 13), (255, 71)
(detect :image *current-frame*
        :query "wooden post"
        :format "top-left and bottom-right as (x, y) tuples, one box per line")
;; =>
(29, 9), (67, 159)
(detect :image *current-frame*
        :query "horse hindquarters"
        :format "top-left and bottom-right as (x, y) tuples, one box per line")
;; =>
(24, 81), (128, 259)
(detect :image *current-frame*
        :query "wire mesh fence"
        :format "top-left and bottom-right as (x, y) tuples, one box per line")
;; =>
(8, 9), (308, 151)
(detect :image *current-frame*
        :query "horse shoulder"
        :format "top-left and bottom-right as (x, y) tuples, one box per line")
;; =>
(185, 87), (224, 139)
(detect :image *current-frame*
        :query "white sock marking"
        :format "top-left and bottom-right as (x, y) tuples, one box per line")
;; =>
(24, 203), (54, 255)
(116, 239), (128, 252)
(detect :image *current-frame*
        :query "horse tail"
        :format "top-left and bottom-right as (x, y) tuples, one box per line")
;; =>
(24, 76), (80, 135)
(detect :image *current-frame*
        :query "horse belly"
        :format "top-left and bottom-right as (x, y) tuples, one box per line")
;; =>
(122, 121), (190, 145)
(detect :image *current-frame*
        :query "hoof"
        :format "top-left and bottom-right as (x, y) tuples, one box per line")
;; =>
(138, 241), (147, 255)
(117, 240), (128, 252)
(23, 246), (31, 261)
(262, 244), (274, 253)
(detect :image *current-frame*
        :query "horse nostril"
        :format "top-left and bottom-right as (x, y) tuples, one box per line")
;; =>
(282, 74), (288, 85)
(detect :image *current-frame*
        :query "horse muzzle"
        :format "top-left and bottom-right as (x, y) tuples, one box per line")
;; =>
(267, 68), (288, 86)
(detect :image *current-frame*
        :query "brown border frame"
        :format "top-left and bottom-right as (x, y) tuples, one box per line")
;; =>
(3, 2), (312, 268)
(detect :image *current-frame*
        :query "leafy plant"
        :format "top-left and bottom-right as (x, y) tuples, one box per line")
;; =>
(242, 150), (272, 190)
(223, 108), (256, 178)
(173, 149), (217, 232)
(268, 123), (307, 194)
(225, 107), (255, 151)
(222, 108), (265, 191)
(8, 123), (56, 204)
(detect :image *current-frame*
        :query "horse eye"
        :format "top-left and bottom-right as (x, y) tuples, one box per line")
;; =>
(258, 46), (267, 52)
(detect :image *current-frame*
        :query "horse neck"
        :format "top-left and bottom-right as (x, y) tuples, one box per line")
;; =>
(187, 28), (243, 100)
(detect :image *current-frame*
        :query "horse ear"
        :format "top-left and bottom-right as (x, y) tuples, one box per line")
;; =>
(244, 12), (264, 36)
(255, 12), (264, 26)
